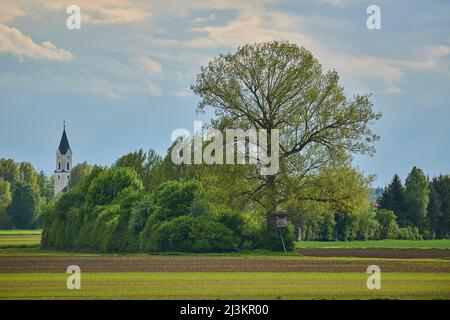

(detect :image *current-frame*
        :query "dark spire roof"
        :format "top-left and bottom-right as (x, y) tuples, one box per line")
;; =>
(58, 128), (71, 155)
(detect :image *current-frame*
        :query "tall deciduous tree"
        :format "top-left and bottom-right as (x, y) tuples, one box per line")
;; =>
(7, 182), (36, 229)
(114, 149), (162, 189)
(68, 162), (92, 189)
(18, 162), (40, 193)
(192, 41), (381, 214)
(404, 167), (429, 231)
(0, 159), (20, 187)
(0, 179), (12, 229)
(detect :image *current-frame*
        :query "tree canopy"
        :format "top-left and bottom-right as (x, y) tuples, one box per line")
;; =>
(192, 40), (381, 214)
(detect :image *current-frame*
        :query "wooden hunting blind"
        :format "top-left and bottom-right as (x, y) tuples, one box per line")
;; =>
(267, 211), (288, 228)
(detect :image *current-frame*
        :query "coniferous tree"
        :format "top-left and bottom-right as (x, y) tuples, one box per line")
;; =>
(378, 174), (405, 224)
(426, 183), (442, 238)
(430, 175), (450, 238)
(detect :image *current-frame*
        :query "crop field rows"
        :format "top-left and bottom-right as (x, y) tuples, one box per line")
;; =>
(0, 232), (449, 300)
(1, 272), (450, 300)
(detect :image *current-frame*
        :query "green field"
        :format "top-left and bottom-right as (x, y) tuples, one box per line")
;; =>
(0, 230), (42, 235)
(0, 272), (449, 299)
(1, 231), (449, 300)
(0, 230), (41, 248)
(296, 239), (450, 250)
(2, 230), (450, 251)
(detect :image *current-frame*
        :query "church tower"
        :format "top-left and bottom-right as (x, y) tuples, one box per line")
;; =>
(54, 122), (72, 196)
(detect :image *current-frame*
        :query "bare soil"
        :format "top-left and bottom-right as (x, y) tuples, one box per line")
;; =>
(1, 255), (449, 273)
(298, 248), (450, 259)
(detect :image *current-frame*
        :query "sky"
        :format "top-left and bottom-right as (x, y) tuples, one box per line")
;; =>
(0, 0), (449, 187)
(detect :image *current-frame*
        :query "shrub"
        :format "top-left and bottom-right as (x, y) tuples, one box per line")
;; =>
(355, 210), (379, 240)
(152, 180), (202, 221)
(258, 223), (295, 252)
(143, 215), (238, 252)
(375, 209), (399, 239)
(190, 216), (238, 252)
(86, 167), (142, 207)
(126, 196), (155, 251)
(333, 212), (356, 241)
(397, 226), (422, 240)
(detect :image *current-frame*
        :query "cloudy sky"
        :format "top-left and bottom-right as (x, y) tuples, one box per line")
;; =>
(0, 0), (449, 186)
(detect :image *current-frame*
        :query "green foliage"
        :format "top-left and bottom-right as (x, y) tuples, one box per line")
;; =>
(37, 171), (53, 200)
(397, 226), (422, 240)
(258, 223), (295, 252)
(333, 212), (356, 241)
(0, 179), (12, 229)
(68, 162), (92, 189)
(125, 194), (154, 251)
(150, 180), (202, 222)
(0, 159), (20, 186)
(192, 40), (381, 215)
(86, 167), (143, 207)
(7, 182), (36, 229)
(114, 149), (162, 189)
(375, 209), (399, 239)
(427, 175), (450, 239)
(354, 210), (379, 240)
(378, 174), (405, 220)
(403, 167), (429, 231)
(0, 159), (52, 230)
(146, 215), (238, 253)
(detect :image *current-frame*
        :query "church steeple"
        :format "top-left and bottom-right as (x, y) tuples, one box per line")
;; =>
(54, 122), (73, 196)
(58, 126), (71, 155)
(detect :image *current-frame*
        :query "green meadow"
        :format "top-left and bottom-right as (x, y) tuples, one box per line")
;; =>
(296, 239), (450, 250)
(1, 272), (449, 300)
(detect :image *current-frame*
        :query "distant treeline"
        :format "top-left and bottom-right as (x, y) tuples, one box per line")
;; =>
(376, 169), (449, 239)
(36, 146), (448, 253)
(295, 168), (449, 241)
(0, 159), (53, 230)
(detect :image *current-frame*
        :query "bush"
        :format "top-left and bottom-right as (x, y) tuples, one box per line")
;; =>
(397, 226), (422, 240)
(258, 223), (295, 252)
(190, 216), (238, 252)
(151, 180), (203, 221)
(86, 167), (142, 207)
(143, 215), (238, 252)
(375, 209), (399, 239)
(355, 210), (379, 240)
(126, 195), (155, 251)
(333, 212), (356, 241)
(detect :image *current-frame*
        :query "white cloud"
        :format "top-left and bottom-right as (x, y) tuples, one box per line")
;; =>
(316, 0), (366, 6)
(0, 1), (27, 24)
(135, 56), (163, 74)
(147, 81), (162, 96)
(195, 14), (216, 22)
(173, 89), (192, 97)
(0, 24), (73, 61)
(40, 0), (150, 25)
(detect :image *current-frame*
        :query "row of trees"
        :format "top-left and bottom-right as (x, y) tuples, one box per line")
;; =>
(0, 159), (53, 229)
(378, 168), (449, 239)
(43, 40), (384, 251)
(42, 148), (372, 252)
(42, 160), (280, 252)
